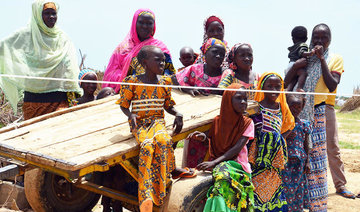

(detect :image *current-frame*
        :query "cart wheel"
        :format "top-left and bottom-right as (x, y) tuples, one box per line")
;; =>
(167, 172), (213, 212)
(24, 168), (101, 212)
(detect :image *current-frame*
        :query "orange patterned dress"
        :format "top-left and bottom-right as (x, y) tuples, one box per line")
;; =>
(118, 75), (175, 207)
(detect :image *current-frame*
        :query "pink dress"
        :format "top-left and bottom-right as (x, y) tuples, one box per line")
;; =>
(176, 63), (222, 91)
(235, 120), (254, 173)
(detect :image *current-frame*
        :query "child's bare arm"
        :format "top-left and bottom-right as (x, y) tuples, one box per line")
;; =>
(120, 106), (139, 130)
(165, 106), (183, 135)
(301, 49), (315, 58)
(197, 136), (249, 171)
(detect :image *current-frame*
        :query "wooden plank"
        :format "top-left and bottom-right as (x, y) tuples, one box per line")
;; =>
(31, 95), (221, 170)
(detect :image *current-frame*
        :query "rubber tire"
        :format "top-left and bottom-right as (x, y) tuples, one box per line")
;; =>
(24, 168), (101, 212)
(167, 172), (213, 212)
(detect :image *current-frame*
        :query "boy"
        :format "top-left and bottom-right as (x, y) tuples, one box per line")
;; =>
(286, 26), (315, 92)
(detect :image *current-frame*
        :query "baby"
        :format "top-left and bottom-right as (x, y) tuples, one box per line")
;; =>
(286, 26), (315, 92)
(178, 46), (197, 72)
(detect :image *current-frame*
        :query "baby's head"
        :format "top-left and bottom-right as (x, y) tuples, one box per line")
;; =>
(286, 94), (306, 118)
(137, 45), (165, 75)
(291, 26), (308, 44)
(78, 69), (98, 95)
(179, 47), (196, 67)
(96, 87), (115, 100)
(201, 38), (226, 70)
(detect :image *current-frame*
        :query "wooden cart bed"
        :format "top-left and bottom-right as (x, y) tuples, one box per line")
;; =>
(0, 92), (223, 178)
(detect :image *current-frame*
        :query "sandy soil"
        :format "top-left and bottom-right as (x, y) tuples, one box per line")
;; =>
(1, 143), (360, 212)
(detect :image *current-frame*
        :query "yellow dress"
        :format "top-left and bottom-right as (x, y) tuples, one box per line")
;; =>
(119, 75), (175, 207)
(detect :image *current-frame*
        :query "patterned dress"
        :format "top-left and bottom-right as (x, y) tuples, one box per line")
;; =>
(175, 63), (222, 92)
(307, 105), (327, 212)
(282, 119), (312, 211)
(204, 161), (255, 212)
(118, 75), (175, 206)
(218, 69), (260, 100)
(248, 104), (288, 211)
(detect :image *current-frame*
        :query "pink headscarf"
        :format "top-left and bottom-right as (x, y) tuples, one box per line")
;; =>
(102, 9), (171, 92)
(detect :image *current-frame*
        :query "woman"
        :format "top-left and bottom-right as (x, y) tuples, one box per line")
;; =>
(103, 9), (176, 93)
(0, 0), (82, 120)
(189, 83), (255, 211)
(195, 15), (229, 70)
(284, 23), (344, 212)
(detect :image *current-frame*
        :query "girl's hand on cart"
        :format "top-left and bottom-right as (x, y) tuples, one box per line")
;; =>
(129, 113), (140, 129)
(187, 131), (207, 142)
(172, 114), (183, 135)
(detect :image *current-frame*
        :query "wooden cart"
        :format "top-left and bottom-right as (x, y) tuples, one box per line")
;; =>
(0, 91), (258, 212)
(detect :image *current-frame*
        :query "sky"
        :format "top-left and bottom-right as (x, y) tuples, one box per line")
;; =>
(1, 0), (359, 96)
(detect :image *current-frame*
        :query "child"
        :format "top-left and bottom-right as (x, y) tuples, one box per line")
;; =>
(174, 38), (226, 96)
(218, 43), (260, 99)
(96, 87), (115, 100)
(248, 72), (295, 211)
(286, 26), (315, 92)
(75, 69), (98, 104)
(178, 46), (198, 72)
(191, 83), (255, 211)
(282, 94), (311, 211)
(119, 45), (184, 212)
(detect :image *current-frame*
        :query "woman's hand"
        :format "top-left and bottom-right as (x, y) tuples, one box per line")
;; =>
(196, 161), (216, 171)
(172, 114), (183, 135)
(314, 45), (324, 59)
(187, 131), (207, 142)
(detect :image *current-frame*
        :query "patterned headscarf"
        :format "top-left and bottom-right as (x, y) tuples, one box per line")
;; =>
(43, 2), (56, 11)
(254, 72), (295, 134)
(227, 43), (252, 70)
(200, 38), (226, 55)
(78, 69), (97, 86)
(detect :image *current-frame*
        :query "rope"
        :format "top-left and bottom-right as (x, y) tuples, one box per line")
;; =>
(0, 74), (359, 97)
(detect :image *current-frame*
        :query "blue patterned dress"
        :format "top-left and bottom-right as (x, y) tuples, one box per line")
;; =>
(249, 105), (288, 211)
(282, 119), (312, 211)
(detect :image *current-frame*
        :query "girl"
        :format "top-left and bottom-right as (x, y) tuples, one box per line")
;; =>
(218, 43), (260, 100)
(103, 9), (176, 93)
(174, 38), (226, 96)
(119, 45), (183, 212)
(282, 94), (311, 211)
(195, 15), (229, 70)
(190, 83), (255, 211)
(75, 69), (98, 105)
(0, 0), (82, 120)
(248, 72), (295, 211)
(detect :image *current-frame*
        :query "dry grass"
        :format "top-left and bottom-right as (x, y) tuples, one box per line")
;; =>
(340, 86), (360, 112)
(0, 89), (23, 127)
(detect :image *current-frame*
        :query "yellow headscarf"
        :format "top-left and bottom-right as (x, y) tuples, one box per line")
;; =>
(0, 0), (82, 111)
(254, 72), (295, 134)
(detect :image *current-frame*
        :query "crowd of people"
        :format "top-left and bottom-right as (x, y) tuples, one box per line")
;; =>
(0, 1), (355, 212)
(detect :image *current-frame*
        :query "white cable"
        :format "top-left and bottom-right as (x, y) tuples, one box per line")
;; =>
(0, 74), (359, 97)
